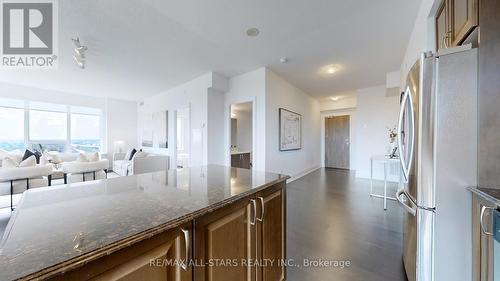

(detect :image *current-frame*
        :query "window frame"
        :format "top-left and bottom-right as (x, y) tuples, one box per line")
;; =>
(0, 100), (103, 153)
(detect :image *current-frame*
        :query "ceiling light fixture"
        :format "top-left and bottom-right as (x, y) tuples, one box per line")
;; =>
(280, 57), (288, 63)
(330, 96), (341, 101)
(246, 27), (260, 37)
(72, 37), (88, 69)
(319, 64), (342, 76)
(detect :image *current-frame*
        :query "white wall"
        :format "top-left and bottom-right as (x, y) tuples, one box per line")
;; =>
(234, 109), (252, 152)
(400, 0), (439, 88)
(139, 72), (227, 168)
(354, 86), (400, 180)
(319, 94), (357, 112)
(224, 68), (266, 171)
(207, 88), (225, 165)
(265, 70), (321, 179)
(106, 98), (138, 157)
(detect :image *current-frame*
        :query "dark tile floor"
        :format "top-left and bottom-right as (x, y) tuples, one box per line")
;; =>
(286, 168), (408, 281)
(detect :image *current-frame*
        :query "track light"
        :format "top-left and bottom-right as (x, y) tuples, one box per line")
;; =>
(72, 37), (87, 69)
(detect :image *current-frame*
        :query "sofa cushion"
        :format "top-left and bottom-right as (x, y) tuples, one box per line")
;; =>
(19, 155), (36, 167)
(2, 157), (19, 168)
(1, 149), (23, 164)
(87, 152), (99, 162)
(22, 149), (41, 164)
(0, 164), (53, 182)
(62, 159), (109, 174)
(76, 153), (89, 162)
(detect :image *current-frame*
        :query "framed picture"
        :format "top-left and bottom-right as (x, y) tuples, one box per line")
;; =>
(153, 111), (168, 149)
(279, 108), (302, 151)
(141, 113), (153, 147)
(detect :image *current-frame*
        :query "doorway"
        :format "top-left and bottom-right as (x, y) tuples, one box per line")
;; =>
(325, 115), (350, 169)
(230, 102), (253, 169)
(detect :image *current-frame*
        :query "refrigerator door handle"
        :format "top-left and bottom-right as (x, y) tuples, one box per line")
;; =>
(397, 87), (415, 183)
(480, 206), (494, 236)
(396, 189), (417, 216)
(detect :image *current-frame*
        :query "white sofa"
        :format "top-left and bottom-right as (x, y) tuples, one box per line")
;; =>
(0, 164), (53, 210)
(61, 159), (109, 183)
(113, 152), (169, 176)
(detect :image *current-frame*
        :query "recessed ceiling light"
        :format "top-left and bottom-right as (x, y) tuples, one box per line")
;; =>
(246, 27), (260, 37)
(319, 64), (342, 76)
(330, 96), (341, 101)
(280, 57), (288, 63)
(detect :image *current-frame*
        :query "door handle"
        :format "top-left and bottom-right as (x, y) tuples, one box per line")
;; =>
(180, 228), (190, 270)
(480, 206), (494, 236)
(397, 87), (415, 183)
(396, 189), (417, 216)
(250, 199), (257, 225)
(256, 196), (264, 222)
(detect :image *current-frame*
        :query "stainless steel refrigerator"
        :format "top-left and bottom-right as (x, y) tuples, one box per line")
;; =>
(396, 47), (478, 281)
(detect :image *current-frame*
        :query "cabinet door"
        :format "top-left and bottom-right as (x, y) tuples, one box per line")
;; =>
(436, 1), (449, 49)
(194, 197), (256, 281)
(55, 224), (193, 281)
(231, 154), (241, 168)
(451, 0), (478, 45)
(471, 194), (495, 281)
(256, 183), (286, 281)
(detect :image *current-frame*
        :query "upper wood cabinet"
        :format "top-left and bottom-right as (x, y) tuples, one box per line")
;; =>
(436, 1), (450, 49)
(436, 0), (478, 50)
(451, 0), (478, 45)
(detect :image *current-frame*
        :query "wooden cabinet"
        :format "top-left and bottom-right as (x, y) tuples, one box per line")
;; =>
(231, 153), (251, 169)
(255, 183), (286, 281)
(435, 0), (478, 50)
(194, 182), (286, 281)
(471, 194), (495, 281)
(436, 1), (450, 49)
(52, 182), (286, 281)
(451, 0), (478, 46)
(55, 223), (193, 281)
(194, 196), (256, 281)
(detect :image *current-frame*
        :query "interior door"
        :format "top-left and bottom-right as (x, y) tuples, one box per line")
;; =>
(325, 115), (350, 169)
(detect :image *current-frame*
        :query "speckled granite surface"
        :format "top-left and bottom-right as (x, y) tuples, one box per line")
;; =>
(468, 186), (500, 207)
(0, 165), (288, 281)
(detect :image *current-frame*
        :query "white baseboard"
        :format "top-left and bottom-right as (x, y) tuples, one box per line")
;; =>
(288, 166), (321, 183)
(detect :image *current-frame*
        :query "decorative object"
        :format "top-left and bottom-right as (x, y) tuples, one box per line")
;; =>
(153, 111), (168, 149)
(279, 108), (302, 151)
(387, 126), (398, 157)
(141, 110), (168, 149)
(72, 37), (88, 69)
(141, 113), (154, 147)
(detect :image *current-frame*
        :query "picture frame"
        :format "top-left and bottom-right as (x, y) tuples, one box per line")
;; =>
(279, 108), (302, 151)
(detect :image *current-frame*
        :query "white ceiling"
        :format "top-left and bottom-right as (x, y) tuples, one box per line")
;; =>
(0, 0), (421, 101)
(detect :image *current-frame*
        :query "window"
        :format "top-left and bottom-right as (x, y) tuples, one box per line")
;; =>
(0, 99), (103, 153)
(0, 107), (25, 151)
(71, 114), (100, 152)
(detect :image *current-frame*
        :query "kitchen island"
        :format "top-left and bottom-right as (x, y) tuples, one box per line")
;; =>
(0, 165), (289, 281)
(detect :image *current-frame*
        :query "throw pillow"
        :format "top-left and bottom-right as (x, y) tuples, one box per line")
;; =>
(2, 157), (19, 168)
(39, 154), (49, 165)
(132, 151), (147, 159)
(124, 148), (133, 160)
(128, 148), (137, 160)
(0, 149), (22, 163)
(46, 151), (62, 164)
(77, 153), (89, 162)
(87, 152), (99, 162)
(19, 155), (36, 167)
(22, 149), (42, 164)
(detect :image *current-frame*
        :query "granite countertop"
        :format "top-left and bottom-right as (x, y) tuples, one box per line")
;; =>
(0, 165), (288, 281)
(468, 186), (500, 206)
